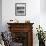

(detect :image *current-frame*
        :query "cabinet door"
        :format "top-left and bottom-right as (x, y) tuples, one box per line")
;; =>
(11, 32), (28, 46)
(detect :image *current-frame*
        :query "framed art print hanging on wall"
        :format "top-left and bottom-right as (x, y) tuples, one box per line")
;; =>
(15, 3), (26, 16)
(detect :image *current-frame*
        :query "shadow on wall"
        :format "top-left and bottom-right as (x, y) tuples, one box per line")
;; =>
(40, 0), (46, 14)
(0, 0), (2, 32)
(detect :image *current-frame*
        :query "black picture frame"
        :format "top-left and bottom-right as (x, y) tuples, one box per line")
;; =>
(15, 3), (26, 16)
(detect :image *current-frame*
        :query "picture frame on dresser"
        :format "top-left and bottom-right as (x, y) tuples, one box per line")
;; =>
(15, 3), (26, 16)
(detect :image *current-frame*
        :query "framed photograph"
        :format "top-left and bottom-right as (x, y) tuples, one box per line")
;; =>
(15, 3), (26, 16)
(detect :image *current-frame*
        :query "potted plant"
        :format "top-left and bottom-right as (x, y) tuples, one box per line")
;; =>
(36, 25), (45, 46)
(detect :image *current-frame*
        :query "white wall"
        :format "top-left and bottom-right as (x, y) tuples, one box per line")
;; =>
(40, 0), (46, 31)
(0, 0), (2, 32)
(40, 0), (46, 13)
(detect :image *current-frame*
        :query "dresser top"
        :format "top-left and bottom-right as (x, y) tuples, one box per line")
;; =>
(7, 23), (34, 25)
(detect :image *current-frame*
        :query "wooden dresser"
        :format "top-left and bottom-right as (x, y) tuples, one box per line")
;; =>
(7, 23), (34, 46)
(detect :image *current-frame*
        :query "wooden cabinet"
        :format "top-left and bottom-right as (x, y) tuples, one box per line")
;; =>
(7, 23), (34, 46)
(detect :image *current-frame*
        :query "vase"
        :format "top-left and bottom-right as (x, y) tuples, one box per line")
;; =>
(39, 40), (45, 46)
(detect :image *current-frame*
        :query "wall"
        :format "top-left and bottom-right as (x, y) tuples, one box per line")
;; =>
(0, 0), (2, 32)
(40, 0), (46, 31)
(40, 0), (46, 13)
